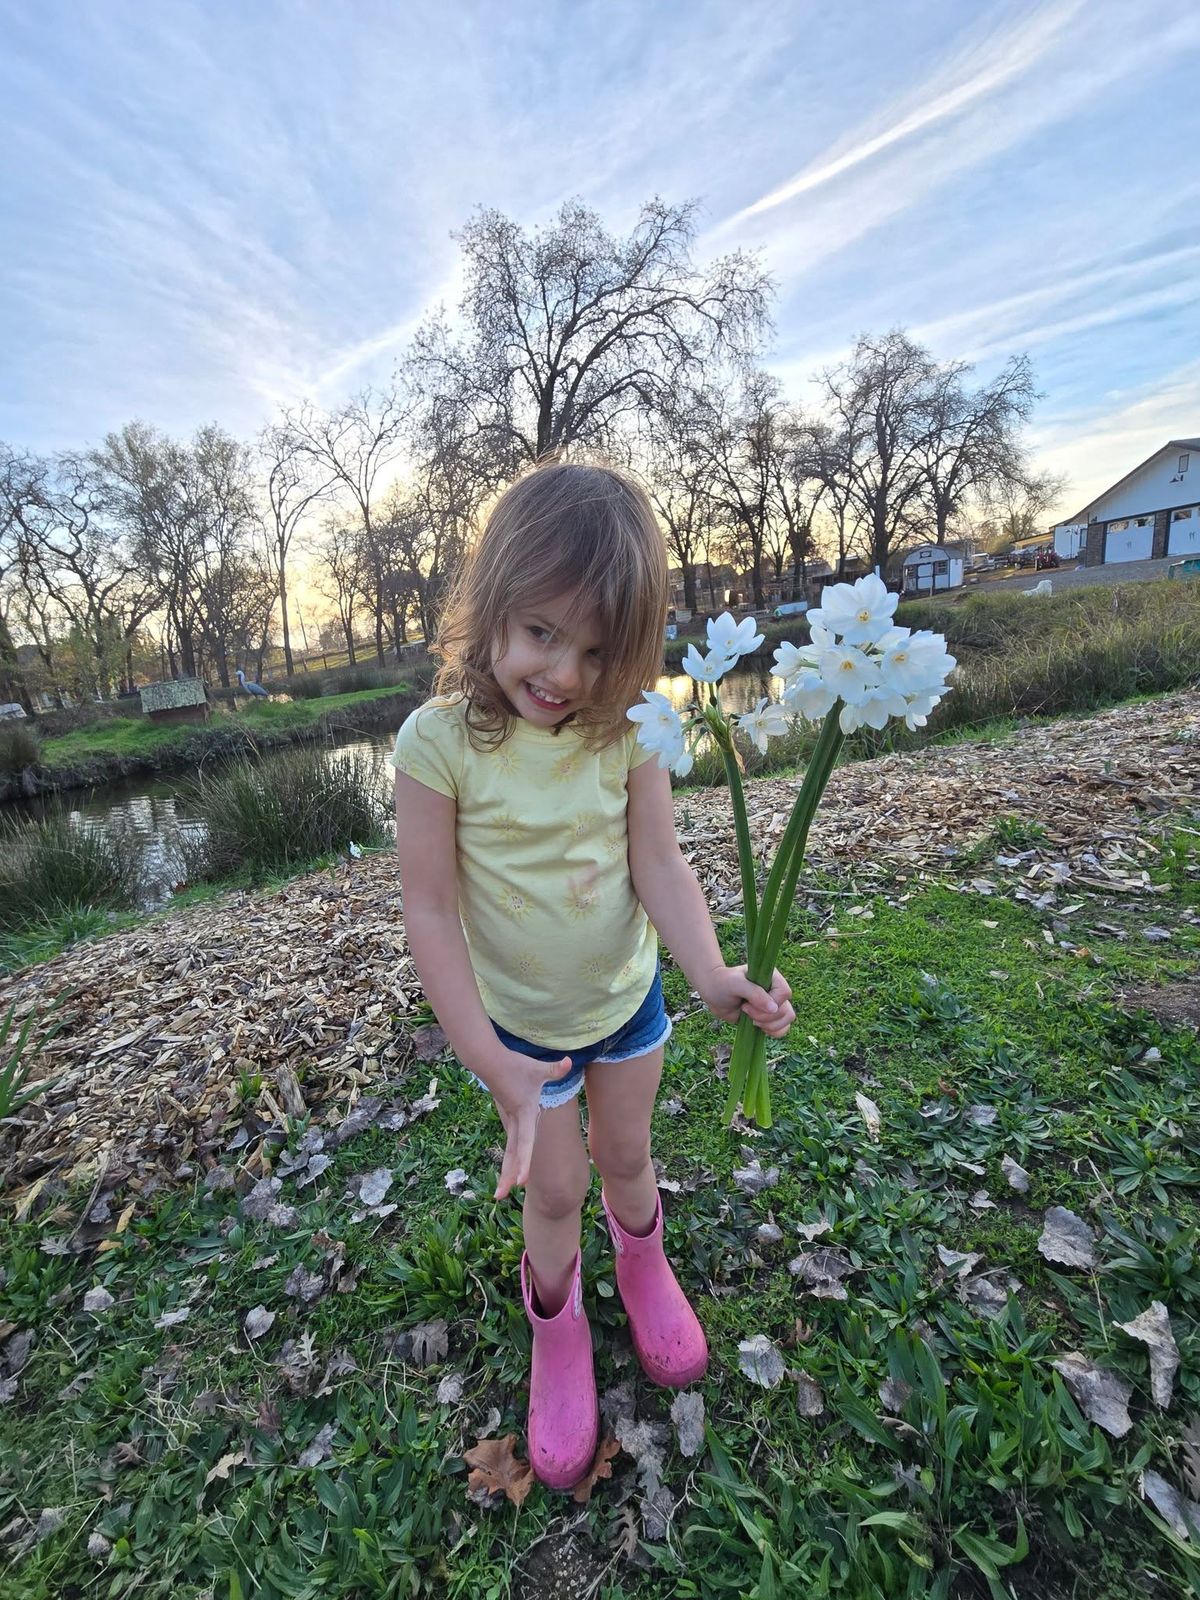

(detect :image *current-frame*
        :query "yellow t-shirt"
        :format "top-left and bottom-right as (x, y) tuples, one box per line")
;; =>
(391, 696), (659, 1048)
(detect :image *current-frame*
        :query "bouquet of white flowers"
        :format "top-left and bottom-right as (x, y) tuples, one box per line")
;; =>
(629, 573), (956, 1127)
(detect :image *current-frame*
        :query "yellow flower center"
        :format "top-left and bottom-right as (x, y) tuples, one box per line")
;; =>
(839, 658), (857, 672)
(857, 608), (871, 623)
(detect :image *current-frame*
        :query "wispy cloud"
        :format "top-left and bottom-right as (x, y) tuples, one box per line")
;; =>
(724, 0), (1083, 227)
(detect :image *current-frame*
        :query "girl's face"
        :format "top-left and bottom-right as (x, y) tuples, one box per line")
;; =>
(491, 590), (606, 727)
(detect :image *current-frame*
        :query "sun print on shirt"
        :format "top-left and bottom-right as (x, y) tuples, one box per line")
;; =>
(513, 949), (546, 984)
(497, 885), (533, 922)
(491, 811), (524, 843)
(550, 747), (586, 784)
(564, 867), (601, 919)
(569, 811), (599, 844)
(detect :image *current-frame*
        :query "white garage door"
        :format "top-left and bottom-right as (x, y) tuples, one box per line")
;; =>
(1168, 508), (1200, 556)
(1105, 518), (1154, 563)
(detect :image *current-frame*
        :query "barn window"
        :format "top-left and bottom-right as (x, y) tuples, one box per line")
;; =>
(1134, 516), (1152, 527)
(1109, 519), (1129, 532)
(1174, 507), (1198, 520)
(1179, 453), (1190, 473)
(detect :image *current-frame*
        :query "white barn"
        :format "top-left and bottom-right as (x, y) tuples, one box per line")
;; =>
(901, 544), (964, 595)
(1072, 437), (1200, 566)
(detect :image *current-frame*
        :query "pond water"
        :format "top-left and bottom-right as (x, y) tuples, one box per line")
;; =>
(18, 665), (776, 906)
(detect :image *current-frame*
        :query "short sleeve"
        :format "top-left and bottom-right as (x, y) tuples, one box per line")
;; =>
(624, 723), (659, 772)
(390, 701), (464, 799)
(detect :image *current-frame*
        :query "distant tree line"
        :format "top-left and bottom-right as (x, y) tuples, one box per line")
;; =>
(0, 197), (1059, 712)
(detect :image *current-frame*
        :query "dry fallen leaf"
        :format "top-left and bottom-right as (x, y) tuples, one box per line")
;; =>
(670, 1391), (705, 1457)
(737, 1334), (786, 1388)
(1053, 1352), (1133, 1438)
(297, 1421), (337, 1468)
(794, 1372), (824, 1417)
(1038, 1207), (1096, 1270)
(243, 1305), (276, 1340)
(1000, 1154), (1031, 1194)
(203, 1450), (246, 1488)
(732, 1157), (780, 1195)
(464, 1434), (536, 1508)
(854, 1093), (882, 1142)
(1141, 1469), (1200, 1540)
(572, 1435), (621, 1503)
(789, 1247), (858, 1301)
(1116, 1302), (1180, 1410)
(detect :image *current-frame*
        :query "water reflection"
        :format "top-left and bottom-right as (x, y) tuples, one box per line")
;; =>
(15, 666), (771, 905)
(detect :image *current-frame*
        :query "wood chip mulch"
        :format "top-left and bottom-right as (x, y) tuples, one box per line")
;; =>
(2, 689), (1197, 1208)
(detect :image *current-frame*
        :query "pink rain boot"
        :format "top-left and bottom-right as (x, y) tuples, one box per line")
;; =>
(602, 1192), (709, 1387)
(521, 1251), (599, 1490)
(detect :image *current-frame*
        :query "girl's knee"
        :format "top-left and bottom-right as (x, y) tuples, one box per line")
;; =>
(527, 1150), (591, 1220)
(588, 1125), (652, 1184)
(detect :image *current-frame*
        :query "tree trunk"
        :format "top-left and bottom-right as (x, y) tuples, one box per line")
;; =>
(682, 562), (697, 614)
(0, 615), (32, 712)
(342, 613), (357, 666)
(279, 567), (294, 676)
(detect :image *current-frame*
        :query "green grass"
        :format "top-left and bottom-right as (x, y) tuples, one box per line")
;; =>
(181, 745), (393, 880)
(3, 845), (1199, 1597)
(36, 682), (417, 770)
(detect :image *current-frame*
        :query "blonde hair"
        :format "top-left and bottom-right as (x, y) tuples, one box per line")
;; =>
(433, 460), (669, 749)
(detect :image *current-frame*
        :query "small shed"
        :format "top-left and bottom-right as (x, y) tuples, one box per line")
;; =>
(902, 544), (964, 596)
(0, 703), (27, 720)
(139, 677), (210, 726)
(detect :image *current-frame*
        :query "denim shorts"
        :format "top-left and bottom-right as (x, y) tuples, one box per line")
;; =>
(482, 967), (672, 1110)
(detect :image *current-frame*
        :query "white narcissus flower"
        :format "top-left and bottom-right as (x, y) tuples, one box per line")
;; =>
(627, 691), (686, 757)
(903, 688), (946, 730)
(808, 573), (898, 647)
(818, 644), (879, 704)
(672, 746), (695, 778)
(771, 640), (816, 682)
(707, 611), (765, 659)
(838, 684), (908, 734)
(878, 630), (957, 695)
(736, 697), (791, 754)
(682, 642), (735, 684)
(782, 671), (837, 721)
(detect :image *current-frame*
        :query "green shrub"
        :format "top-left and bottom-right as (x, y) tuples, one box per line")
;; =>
(0, 720), (40, 775)
(0, 808), (148, 933)
(181, 745), (391, 880)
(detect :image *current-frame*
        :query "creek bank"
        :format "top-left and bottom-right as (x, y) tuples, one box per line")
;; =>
(0, 687), (426, 805)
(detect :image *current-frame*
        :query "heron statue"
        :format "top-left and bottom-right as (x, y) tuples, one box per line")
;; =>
(236, 668), (269, 699)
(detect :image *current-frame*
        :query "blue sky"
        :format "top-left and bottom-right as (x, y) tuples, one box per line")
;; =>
(3, 0), (1199, 516)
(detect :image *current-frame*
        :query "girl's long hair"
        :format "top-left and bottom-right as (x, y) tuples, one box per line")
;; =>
(433, 459), (669, 749)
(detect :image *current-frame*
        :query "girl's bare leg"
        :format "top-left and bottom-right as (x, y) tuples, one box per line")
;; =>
(514, 1098), (591, 1316)
(584, 1045), (664, 1235)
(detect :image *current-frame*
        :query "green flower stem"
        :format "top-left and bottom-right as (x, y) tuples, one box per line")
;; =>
(748, 706), (844, 985)
(723, 704), (845, 1126)
(709, 710), (757, 948)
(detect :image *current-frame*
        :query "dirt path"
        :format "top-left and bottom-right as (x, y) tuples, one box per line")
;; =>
(3, 689), (1197, 1203)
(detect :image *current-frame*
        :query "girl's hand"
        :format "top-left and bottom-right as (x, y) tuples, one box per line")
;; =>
(698, 964), (795, 1038)
(476, 1045), (574, 1202)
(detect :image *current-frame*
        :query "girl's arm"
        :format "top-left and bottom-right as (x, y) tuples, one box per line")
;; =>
(394, 772), (571, 1198)
(626, 759), (794, 1036)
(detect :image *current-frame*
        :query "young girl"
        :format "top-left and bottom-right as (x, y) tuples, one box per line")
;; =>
(392, 461), (794, 1490)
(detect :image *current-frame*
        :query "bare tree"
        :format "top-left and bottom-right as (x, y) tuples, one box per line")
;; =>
(919, 354), (1039, 542)
(414, 198), (772, 471)
(979, 468), (1068, 548)
(282, 388), (408, 666)
(0, 447), (50, 709)
(93, 422), (206, 678)
(309, 516), (368, 666)
(642, 391), (725, 615)
(690, 372), (788, 609)
(769, 415), (824, 599)
(260, 421), (336, 675)
(816, 331), (939, 578)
